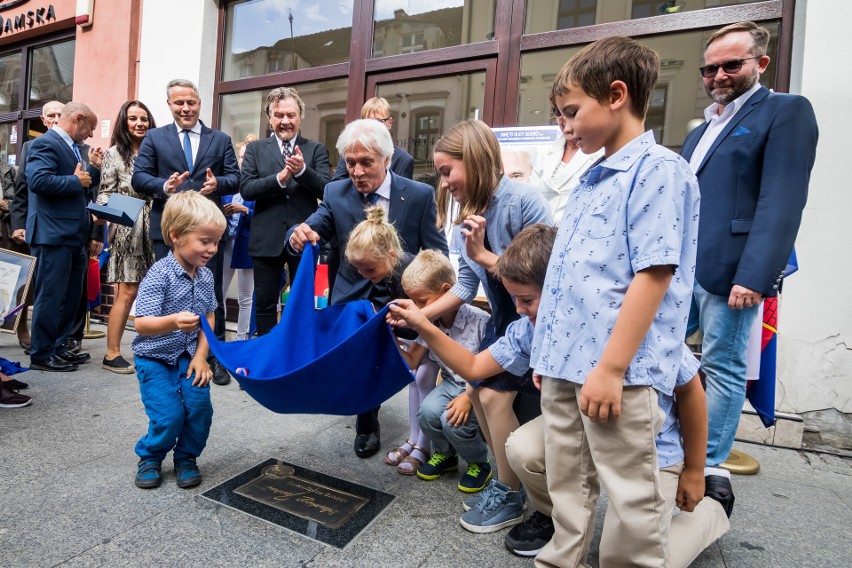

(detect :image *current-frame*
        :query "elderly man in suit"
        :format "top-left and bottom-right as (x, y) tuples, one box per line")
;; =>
(132, 79), (240, 385)
(26, 102), (103, 372)
(289, 118), (447, 458)
(240, 87), (331, 336)
(680, 21), (818, 493)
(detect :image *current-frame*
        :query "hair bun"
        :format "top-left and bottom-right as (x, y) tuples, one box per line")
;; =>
(364, 204), (386, 223)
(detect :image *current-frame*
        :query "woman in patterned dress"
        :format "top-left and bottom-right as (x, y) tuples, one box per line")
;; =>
(97, 101), (157, 373)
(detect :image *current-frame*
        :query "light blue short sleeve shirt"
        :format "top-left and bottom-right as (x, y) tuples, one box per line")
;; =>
(488, 316), (535, 376)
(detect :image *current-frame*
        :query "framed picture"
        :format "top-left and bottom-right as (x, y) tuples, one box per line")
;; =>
(0, 248), (37, 334)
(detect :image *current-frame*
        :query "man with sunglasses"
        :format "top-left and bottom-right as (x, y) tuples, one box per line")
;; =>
(681, 21), (818, 506)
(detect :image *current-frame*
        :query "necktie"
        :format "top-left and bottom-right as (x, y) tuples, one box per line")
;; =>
(72, 143), (82, 163)
(363, 192), (379, 207)
(282, 141), (292, 161)
(182, 129), (193, 171)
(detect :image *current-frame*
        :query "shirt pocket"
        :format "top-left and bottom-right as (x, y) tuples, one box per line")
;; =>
(578, 194), (621, 239)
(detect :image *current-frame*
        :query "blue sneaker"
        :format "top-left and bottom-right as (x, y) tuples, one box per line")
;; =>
(460, 479), (525, 533)
(458, 460), (492, 493)
(174, 458), (203, 489)
(463, 481), (492, 511)
(134, 459), (162, 489)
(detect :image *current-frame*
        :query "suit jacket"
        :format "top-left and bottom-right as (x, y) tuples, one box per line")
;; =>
(131, 122), (240, 241)
(240, 134), (330, 257)
(681, 87), (818, 298)
(222, 194), (254, 269)
(287, 172), (448, 304)
(25, 129), (102, 247)
(332, 146), (415, 181)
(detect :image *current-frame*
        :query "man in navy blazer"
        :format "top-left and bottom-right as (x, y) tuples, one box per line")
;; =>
(681, 22), (818, 475)
(132, 79), (240, 384)
(240, 87), (330, 336)
(26, 102), (103, 372)
(289, 119), (447, 458)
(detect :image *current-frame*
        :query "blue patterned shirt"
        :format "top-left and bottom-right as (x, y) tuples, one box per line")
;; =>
(488, 316), (535, 376)
(531, 131), (700, 395)
(132, 253), (218, 364)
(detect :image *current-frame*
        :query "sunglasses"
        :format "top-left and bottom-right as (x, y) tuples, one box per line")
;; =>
(699, 56), (761, 78)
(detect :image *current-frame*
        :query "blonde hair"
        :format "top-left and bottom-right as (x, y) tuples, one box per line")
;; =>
(433, 120), (503, 228)
(360, 97), (392, 119)
(235, 133), (257, 153)
(161, 191), (227, 247)
(345, 206), (404, 274)
(402, 249), (456, 294)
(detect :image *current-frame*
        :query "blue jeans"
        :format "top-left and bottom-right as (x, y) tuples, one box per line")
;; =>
(418, 378), (488, 464)
(688, 282), (760, 466)
(134, 355), (214, 462)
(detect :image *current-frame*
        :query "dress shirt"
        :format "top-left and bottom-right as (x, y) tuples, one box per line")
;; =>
(176, 121), (202, 165)
(274, 134), (306, 185)
(688, 82), (762, 172)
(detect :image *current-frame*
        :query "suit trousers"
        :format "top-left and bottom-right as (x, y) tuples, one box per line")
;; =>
(536, 379), (667, 568)
(252, 249), (301, 336)
(154, 238), (226, 341)
(30, 244), (86, 360)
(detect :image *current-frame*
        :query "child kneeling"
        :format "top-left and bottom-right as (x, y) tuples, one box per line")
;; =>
(131, 191), (225, 490)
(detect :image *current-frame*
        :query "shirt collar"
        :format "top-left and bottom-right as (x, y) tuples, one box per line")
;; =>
(165, 251), (194, 279)
(703, 82), (762, 122)
(373, 169), (392, 200)
(52, 125), (76, 149)
(587, 130), (656, 175)
(275, 133), (297, 152)
(175, 121), (202, 135)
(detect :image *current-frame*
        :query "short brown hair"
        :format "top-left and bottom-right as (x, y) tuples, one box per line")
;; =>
(433, 120), (503, 228)
(552, 36), (659, 120)
(161, 191), (226, 247)
(345, 205), (404, 274)
(706, 21), (770, 56)
(264, 87), (304, 118)
(402, 250), (457, 294)
(491, 224), (556, 289)
(360, 97), (392, 119)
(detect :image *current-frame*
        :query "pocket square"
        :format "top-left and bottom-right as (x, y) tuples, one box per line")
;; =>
(731, 126), (751, 136)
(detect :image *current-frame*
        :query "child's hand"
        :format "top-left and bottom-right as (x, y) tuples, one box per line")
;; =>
(444, 392), (472, 426)
(174, 312), (201, 332)
(580, 366), (624, 422)
(532, 373), (543, 391)
(676, 467), (705, 513)
(387, 299), (428, 330)
(461, 215), (487, 263)
(187, 357), (212, 387)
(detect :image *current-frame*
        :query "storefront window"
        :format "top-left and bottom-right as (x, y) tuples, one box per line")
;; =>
(516, 23), (779, 150)
(525, 0), (765, 34)
(372, 0), (497, 58)
(0, 52), (21, 113)
(222, 0), (355, 81)
(28, 39), (75, 108)
(219, 77), (349, 175)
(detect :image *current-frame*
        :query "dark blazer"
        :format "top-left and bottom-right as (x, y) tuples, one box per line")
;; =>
(25, 129), (101, 247)
(287, 172), (448, 304)
(131, 122), (240, 241)
(222, 194), (254, 269)
(240, 134), (330, 257)
(332, 146), (415, 181)
(681, 86), (818, 297)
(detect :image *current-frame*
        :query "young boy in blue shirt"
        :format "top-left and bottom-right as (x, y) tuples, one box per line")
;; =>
(530, 36), (700, 567)
(131, 191), (226, 490)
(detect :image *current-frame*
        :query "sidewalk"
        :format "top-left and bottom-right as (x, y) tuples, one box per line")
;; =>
(1, 323), (849, 567)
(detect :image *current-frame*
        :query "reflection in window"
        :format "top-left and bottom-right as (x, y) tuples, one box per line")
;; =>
(413, 110), (441, 162)
(557, 0), (597, 30)
(222, 0), (354, 81)
(28, 40), (75, 108)
(516, 22), (779, 149)
(0, 52), (21, 113)
(373, 0), (496, 58)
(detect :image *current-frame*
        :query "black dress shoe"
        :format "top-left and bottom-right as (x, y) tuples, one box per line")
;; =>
(209, 358), (231, 386)
(30, 356), (78, 372)
(354, 428), (381, 458)
(57, 350), (91, 364)
(62, 339), (82, 354)
(705, 475), (735, 518)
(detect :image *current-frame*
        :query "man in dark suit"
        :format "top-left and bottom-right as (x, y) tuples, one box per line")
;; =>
(289, 118), (447, 458)
(132, 79), (240, 385)
(681, 22), (818, 475)
(240, 87), (331, 335)
(26, 102), (103, 372)
(331, 97), (414, 181)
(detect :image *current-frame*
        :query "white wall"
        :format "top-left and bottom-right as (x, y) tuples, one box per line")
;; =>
(778, 0), (852, 415)
(137, 0), (219, 127)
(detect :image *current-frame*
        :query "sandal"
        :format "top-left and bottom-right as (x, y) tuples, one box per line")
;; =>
(385, 439), (415, 466)
(397, 445), (429, 476)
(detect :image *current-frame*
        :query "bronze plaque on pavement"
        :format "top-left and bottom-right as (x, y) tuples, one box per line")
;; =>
(234, 464), (369, 529)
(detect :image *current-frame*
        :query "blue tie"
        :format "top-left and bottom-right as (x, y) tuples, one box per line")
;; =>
(72, 143), (82, 163)
(182, 129), (193, 171)
(364, 192), (379, 207)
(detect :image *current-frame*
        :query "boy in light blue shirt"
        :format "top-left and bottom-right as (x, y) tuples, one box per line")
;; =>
(530, 36), (700, 567)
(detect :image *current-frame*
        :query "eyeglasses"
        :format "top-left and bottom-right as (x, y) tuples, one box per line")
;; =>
(374, 117), (392, 124)
(699, 56), (761, 78)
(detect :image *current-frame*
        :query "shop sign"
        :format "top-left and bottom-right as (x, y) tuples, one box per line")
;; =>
(0, 3), (56, 37)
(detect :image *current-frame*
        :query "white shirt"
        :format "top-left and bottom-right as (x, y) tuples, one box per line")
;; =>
(688, 82), (762, 173)
(175, 121), (201, 165)
(365, 169), (392, 211)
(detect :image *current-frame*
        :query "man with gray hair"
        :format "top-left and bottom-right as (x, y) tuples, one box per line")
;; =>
(288, 118), (447, 458)
(240, 86), (330, 336)
(133, 79), (240, 385)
